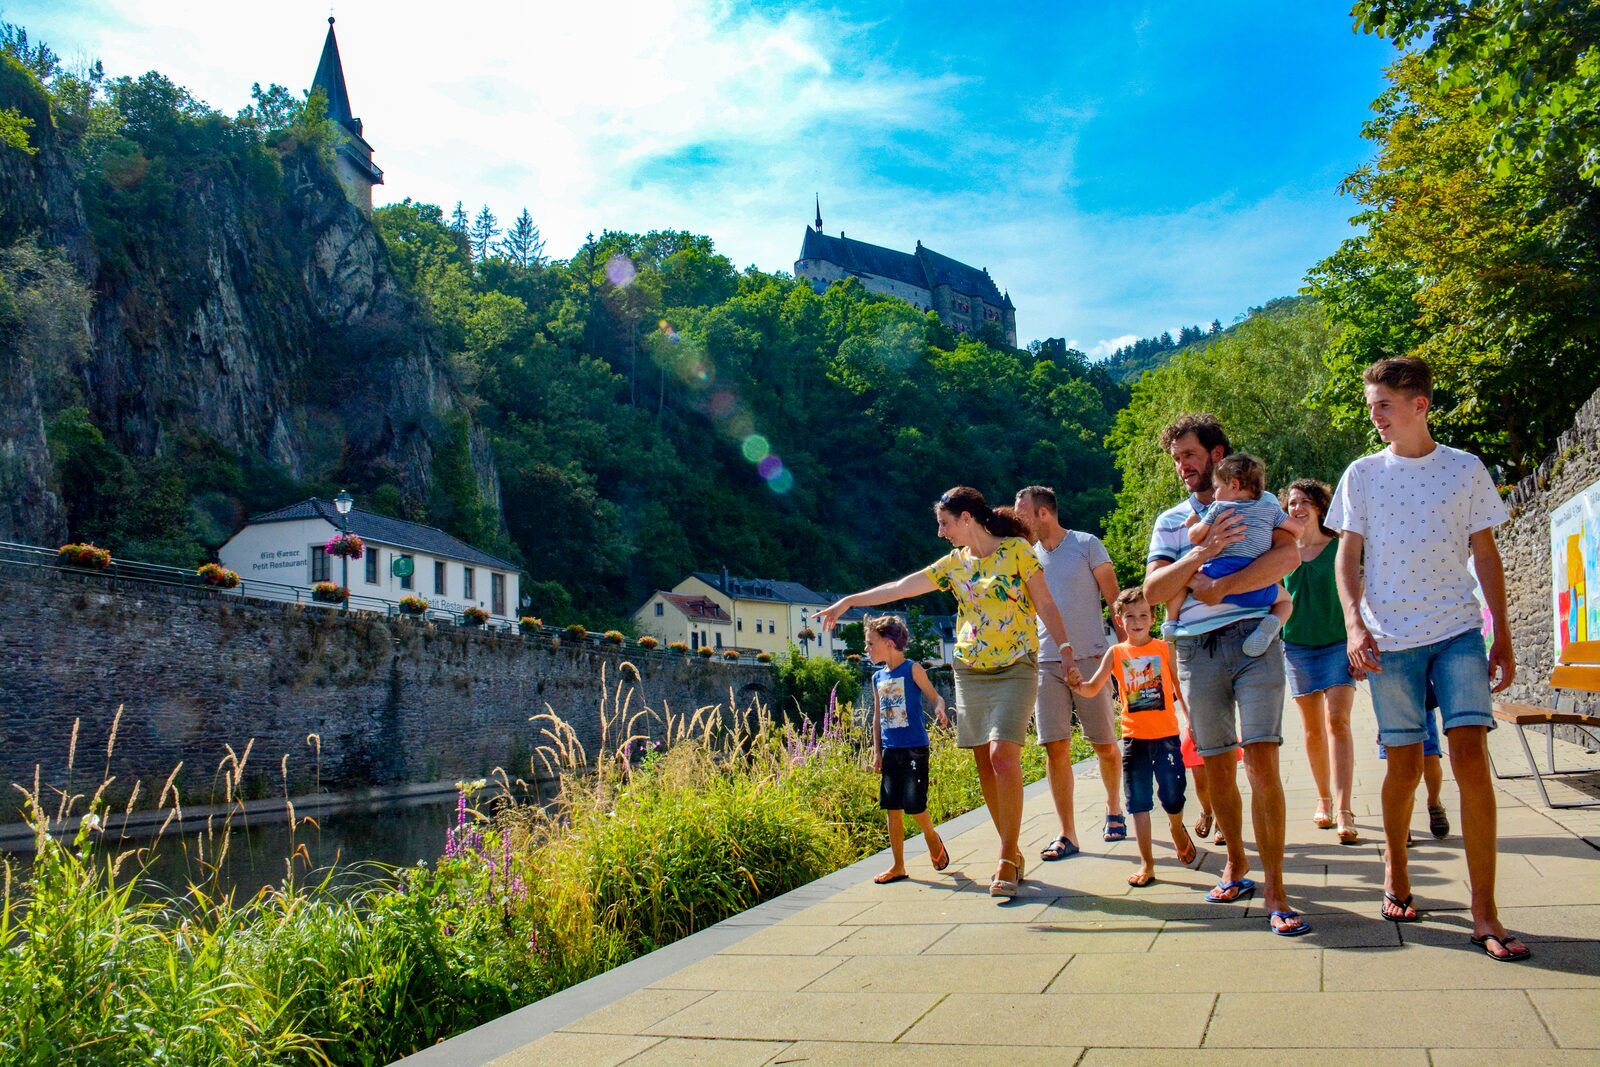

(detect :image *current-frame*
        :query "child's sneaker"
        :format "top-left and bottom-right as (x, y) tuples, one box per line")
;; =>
(1241, 615), (1282, 658)
(1160, 620), (1178, 641)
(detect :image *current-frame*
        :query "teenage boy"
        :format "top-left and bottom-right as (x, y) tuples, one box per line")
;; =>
(1015, 485), (1127, 856)
(1330, 356), (1526, 962)
(865, 615), (951, 885)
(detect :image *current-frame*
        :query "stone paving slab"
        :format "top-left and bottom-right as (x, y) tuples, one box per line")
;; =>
(406, 689), (1600, 1066)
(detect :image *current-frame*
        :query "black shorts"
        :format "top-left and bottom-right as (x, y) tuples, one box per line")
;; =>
(879, 745), (930, 814)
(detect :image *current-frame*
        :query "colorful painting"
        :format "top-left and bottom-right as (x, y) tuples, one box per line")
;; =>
(1551, 477), (1600, 656)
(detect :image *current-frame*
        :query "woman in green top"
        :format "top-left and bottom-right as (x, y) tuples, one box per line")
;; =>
(1281, 479), (1360, 844)
(817, 487), (1073, 899)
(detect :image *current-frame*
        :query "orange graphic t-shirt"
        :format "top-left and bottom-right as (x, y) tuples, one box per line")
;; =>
(1110, 638), (1181, 740)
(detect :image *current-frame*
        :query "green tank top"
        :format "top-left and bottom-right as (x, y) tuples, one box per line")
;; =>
(1282, 541), (1346, 648)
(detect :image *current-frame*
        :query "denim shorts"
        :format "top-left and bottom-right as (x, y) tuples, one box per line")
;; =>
(1379, 705), (1441, 759)
(1366, 628), (1495, 748)
(1121, 735), (1186, 815)
(1282, 640), (1356, 698)
(879, 746), (930, 814)
(1174, 620), (1287, 757)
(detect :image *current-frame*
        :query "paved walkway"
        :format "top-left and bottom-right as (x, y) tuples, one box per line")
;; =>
(438, 689), (1600, 1065)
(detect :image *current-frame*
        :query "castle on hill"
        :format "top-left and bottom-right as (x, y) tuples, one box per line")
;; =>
(794, 200), (1017, 348)
(310, 17), (383, 213)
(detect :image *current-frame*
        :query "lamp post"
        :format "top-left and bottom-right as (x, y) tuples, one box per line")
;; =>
(334, 489), (354, 612)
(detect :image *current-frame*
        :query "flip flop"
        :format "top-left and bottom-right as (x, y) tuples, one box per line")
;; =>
(1470, 933), (1531, 962)
(1194, 811), (1213, 839)
(1174, 827), (1197, 866)
(1103, 813), (1128, 842)
(1205, 877), (1256, 903)
(1382, 891), (1420, 923)
(930, 840), (950, 872)
(1128, 870), (1155, 888)
(1040, 835), (1080, 861)
(1270, 910), (1312, 937)
(873, 872), (908, 885)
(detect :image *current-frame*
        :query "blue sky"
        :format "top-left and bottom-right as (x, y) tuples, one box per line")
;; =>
(8, 0), (1397, 354)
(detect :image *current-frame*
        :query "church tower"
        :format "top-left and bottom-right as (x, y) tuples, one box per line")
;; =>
(310, 17), (383, 213)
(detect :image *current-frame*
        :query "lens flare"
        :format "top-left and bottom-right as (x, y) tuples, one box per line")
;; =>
(769, 469), (795, 494)
(741, 435), (770, 462)
(757, 455), (784, 481)
(709, 391), (736, 418)
(605, 254), (637, 288)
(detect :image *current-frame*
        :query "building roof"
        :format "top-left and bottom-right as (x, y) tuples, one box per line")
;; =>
(660, 593), (732, 624)
(798, 228), (1006, 307)
(243, 498), (519, 571)
(692, 572), (828, 605)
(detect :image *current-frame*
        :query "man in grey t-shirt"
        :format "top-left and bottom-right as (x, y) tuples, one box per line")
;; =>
(1016, 486), (1126, 857)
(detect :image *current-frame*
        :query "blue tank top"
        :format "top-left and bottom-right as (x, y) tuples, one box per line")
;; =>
(873, 660), (929, 748)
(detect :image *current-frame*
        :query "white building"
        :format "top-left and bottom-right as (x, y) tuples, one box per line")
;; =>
(218, 498), (520, 621)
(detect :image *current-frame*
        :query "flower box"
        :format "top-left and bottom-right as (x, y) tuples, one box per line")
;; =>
(324, 533), (365, 559)
(755, 651), (772, 663)
(638, 636), (659, 650)
(58, 543), (111, 570)
(697, 646), (715, 659)
(398, 595), (430, 616)
(603, 630), (625, 645)
(565, 623), (588, 642)
(721, 649), (741, 661)
(463, 607), (490, 626)
(667, 641), (690, 654)
(312, 582), (348, 604)
(519, 616), (542, 633)
(196, 563), (241, 588)
(797, 627), (817, 642)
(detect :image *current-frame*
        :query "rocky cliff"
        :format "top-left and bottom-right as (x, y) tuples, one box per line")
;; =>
(0, 61), (500, 549)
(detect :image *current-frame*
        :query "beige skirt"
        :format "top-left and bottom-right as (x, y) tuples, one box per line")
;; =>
(953, 655), (1038, 748)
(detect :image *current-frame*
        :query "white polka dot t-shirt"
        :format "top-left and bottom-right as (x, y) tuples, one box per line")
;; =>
(1328, 443), (1506, 651)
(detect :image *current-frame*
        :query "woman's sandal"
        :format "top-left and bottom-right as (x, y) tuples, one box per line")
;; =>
(1314, 797), (1335, 829)
(1382, 891), (1421, 923)
(1194, 811), (1213, 839)
(1470, 933), (1531, 962)
(989, 857), (1020, 898)
(1336, 809), (1360, 845)
(1040, 835), (1079, 861)
(1103, 813), (1128, 842)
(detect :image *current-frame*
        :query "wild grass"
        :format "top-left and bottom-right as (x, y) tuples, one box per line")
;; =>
(0, 673), (1070, 1065)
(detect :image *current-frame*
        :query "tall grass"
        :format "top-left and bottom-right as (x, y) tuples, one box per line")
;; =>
(1, 673), (1066, 1065)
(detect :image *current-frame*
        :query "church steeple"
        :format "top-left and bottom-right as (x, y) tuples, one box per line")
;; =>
(814, 194), (823, 233)
(308, 16), (382, 212)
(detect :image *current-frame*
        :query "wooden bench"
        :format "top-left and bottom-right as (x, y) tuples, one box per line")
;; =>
(1492, 640), (1600, 809)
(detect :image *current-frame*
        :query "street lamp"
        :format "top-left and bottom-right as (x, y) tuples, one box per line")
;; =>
(334, 489), (354, 612)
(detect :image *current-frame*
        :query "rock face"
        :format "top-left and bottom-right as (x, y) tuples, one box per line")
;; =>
(0, 82), (500, 547)
(1496, 383), (1600, 745)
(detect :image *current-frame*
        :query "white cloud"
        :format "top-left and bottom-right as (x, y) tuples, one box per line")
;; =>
(1089, 335), (1139, 359)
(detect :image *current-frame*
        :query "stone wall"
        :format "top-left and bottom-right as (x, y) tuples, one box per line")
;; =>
(1497, 383), (1600, 735)
(0, 567), (774, 818)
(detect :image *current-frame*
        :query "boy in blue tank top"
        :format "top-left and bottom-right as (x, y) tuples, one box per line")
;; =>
(866, 615), (951, 884)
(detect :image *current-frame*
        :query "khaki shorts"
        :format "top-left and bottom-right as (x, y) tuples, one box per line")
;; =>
(1036, 656), (1116, 746)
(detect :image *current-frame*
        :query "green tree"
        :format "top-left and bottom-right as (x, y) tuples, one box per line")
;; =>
(1102, 300), (1369, 582)
(906, 607), (941, 662)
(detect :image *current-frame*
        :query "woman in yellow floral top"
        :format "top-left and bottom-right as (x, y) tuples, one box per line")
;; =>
(817, 486), (1074, 898)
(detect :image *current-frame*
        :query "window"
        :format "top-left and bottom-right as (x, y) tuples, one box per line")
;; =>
(463, 566), (475, 600)
(769, 619), (776, 632)
(715, 632), (723, 649)
(491, 573), (506, 616)
(399, 555), (414, 590)
(365, 552), (379, 584)
(755, 620), (763, 633)
(434, 560), (446, 595)
(655, 602), (664, 616)
(310, 546), (330, 583)
(691, 630), (700, 648)
(736, 618), (743, 630)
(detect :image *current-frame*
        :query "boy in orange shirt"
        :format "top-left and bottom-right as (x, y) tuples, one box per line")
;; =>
(1071, 588), (1198, 886)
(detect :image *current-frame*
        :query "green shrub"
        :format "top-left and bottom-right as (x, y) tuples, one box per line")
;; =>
(773, 646), (861, 722)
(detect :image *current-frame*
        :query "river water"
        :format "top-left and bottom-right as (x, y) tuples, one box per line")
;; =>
(3, 791), (514, 900)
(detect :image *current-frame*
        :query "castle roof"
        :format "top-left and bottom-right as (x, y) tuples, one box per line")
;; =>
(798, 228), (1006, 306)
(243, 498), (519, 572)
(799, 229), (926, 290)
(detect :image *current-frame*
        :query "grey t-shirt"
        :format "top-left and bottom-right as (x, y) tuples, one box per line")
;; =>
(1033, 530), (1114, 663)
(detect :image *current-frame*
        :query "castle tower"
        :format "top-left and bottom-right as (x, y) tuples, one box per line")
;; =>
(311, 17), (383, 213)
